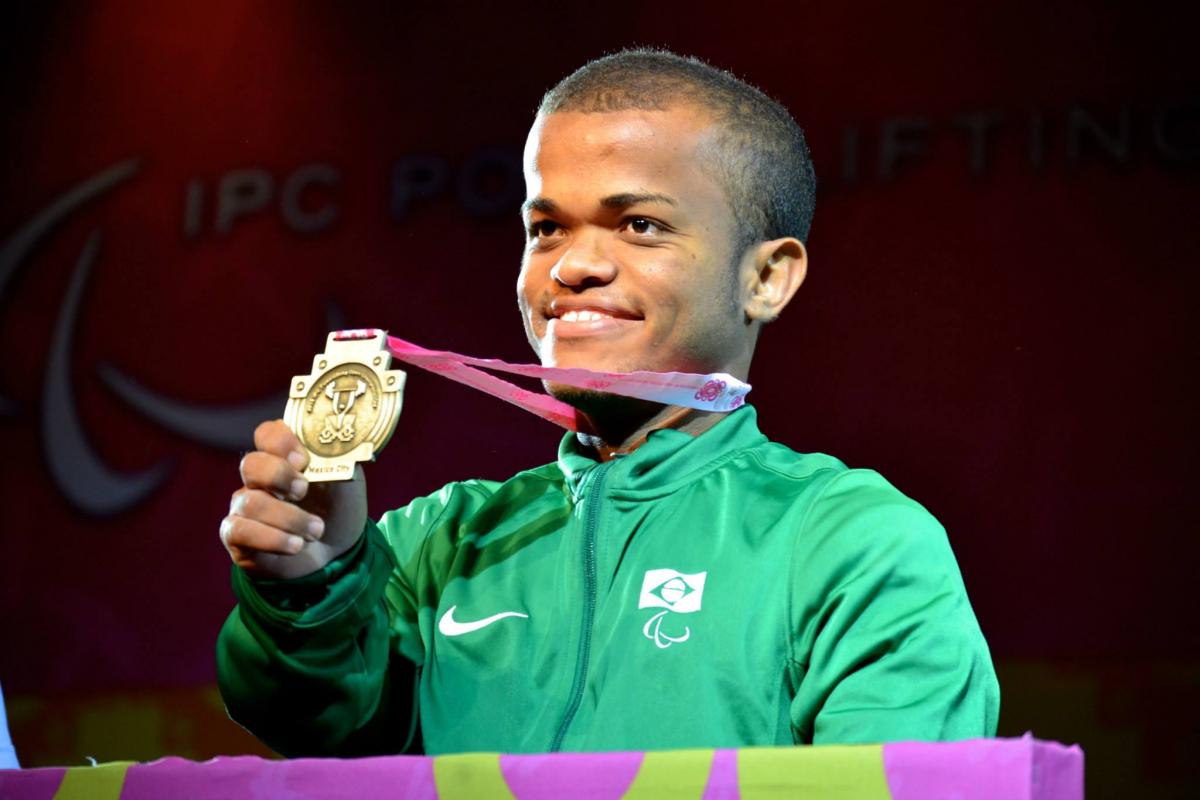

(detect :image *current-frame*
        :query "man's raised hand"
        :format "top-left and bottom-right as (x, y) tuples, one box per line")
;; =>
(220, 420), (367, 580)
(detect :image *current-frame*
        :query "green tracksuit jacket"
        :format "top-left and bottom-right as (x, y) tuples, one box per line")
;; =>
(217, 406), (999, 756)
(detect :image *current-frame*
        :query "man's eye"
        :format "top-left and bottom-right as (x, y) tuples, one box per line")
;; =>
(623, 217), (662, 236)
(529, 220), (561, 239)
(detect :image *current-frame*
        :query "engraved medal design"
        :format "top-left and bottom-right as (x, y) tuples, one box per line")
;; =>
(284, 331), (406, 481)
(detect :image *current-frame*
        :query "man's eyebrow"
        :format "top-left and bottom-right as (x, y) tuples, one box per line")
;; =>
(520, 192), (678, 218)
(600, 192), (678, 210)
(521, 197), (560, 217)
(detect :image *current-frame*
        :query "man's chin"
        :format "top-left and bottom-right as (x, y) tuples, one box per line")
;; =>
(545, 381), (615, 412)
(545, 381), (660, 421)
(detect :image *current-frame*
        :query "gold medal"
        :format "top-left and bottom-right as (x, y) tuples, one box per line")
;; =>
(283, 331), (406, 482)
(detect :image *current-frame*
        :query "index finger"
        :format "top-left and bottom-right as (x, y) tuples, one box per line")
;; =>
(254, 419), (308, 471)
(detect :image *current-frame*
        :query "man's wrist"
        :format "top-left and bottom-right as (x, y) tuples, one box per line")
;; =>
(235, 523), (371, 616)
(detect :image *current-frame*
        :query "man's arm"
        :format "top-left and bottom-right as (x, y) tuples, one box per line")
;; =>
(215, 420), (422, 756)
(788, 470), (1000, 744)
(216, 521), (423, 757)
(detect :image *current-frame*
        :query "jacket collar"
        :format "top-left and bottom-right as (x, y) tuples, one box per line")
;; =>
(557, 405), (768, 499)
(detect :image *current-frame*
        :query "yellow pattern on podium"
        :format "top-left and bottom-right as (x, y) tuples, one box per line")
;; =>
(52, 762), (132, 800)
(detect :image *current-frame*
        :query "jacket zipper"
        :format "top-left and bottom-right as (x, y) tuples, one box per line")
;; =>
(549, 459), (614, 752)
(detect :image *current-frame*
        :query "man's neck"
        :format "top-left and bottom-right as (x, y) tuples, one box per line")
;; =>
(577, 404), (723, 461)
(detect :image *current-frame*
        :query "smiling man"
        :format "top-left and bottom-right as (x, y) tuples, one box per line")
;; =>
(517, 101), (794, 454)
(217, 49), (998, 756)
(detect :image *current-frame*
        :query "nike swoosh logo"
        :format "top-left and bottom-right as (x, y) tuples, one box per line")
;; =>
(438, 605), (529, 637)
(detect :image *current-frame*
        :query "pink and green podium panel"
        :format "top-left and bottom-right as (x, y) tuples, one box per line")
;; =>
(0, 736), (1082, 799)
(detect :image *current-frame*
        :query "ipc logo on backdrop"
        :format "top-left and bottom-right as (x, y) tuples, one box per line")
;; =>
(638, 568), (707, 649)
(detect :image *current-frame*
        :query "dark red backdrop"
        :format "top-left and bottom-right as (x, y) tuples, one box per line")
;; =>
(1, 1), (1196, 795)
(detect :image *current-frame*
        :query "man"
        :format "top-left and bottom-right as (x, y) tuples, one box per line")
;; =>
(217, 50), (998, 756)
(0, 681), (17, 769)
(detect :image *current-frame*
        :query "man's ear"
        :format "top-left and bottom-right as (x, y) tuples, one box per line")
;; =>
(744, 237), (807, 323)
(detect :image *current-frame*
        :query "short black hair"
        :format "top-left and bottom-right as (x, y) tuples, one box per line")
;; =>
(538, 48), (816, 251)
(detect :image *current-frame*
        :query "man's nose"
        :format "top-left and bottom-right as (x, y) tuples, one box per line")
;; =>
(550, 233), (617, 288)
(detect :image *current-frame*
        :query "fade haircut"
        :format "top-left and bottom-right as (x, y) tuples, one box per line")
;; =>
(538, 48), (816, 252)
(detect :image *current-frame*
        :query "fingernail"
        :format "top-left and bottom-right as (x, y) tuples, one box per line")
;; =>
(287, 451), (306, 470)
(307, 517), (325, 538)
(287, 535), (304, 553)
(290, 478), (307, 499)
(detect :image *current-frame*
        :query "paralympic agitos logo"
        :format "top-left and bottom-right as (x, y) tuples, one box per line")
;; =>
(0, 160), (285, 516)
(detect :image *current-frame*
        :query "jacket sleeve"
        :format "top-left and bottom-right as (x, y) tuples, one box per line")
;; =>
(788, 469), (1000, 744)
(215, 519), (423, 757)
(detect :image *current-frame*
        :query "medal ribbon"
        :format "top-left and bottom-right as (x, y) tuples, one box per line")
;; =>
(332, 329), (750, 432)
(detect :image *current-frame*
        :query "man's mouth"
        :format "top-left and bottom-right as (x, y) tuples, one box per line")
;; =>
(559, 309), (615, 323)
(545, 301), (641, 339)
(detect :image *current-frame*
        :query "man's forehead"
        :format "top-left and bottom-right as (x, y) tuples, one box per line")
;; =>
(524, 106), (719, 166)
(523, 112), (725, 216)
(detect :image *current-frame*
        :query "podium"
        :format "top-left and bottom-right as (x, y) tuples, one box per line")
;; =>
(0, 736), (1082, 799)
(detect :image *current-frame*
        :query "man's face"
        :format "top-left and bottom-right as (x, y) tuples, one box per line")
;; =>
(517, 106), (757, 388)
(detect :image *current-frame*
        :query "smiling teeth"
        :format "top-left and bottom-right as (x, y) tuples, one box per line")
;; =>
(560, 309), (611, 322)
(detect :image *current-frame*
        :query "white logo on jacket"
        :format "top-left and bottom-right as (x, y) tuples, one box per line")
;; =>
(638, 568), (707, 648)
(438, 605), (529, 637)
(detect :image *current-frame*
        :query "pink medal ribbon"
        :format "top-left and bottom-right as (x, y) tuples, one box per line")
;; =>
(332, 329), (750, 433)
